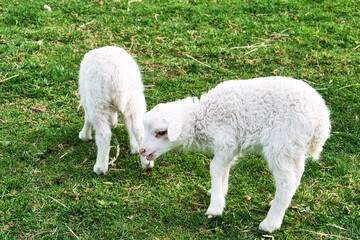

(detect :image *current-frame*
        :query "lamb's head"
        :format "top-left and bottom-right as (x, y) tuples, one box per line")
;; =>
(139, 98), (197, 161)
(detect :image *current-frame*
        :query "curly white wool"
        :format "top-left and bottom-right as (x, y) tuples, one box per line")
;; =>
(140, 76), (330, 232)
(78, 46), (152, 175)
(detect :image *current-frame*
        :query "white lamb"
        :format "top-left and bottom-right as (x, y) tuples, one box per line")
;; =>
(78, 46), (153, 175)
(139, 76), (330, 232)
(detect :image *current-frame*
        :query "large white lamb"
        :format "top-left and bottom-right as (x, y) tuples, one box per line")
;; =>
(139, 76), (330, 232)
(78, 46), (153, 175)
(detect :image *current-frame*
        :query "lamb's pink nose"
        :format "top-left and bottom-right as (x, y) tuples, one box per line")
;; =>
(139, 148), (146, 156)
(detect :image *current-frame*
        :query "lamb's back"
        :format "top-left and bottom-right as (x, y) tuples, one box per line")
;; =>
(195, 77), (328, 142)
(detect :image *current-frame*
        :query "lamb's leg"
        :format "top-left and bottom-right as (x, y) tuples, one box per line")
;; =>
(268, 155), (305, 207)
(295, 155), (305, 188)
(208, 164), (231, 196)
(133, 117), (154, 170)
(205, 154), (230, 217)
(79, 110), (92, 141)
(140, 155), (154, 170)
(259, 164), (299, 232)
(122, 114), (139, 154)
(124, 113), (154, 170)
(222, 165), (231, 196)
(131, 113), (145, 147)
(109, 112), (118, 128)
(93, 119), (112, 175)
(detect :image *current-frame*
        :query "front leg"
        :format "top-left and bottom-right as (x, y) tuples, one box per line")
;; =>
(205, 154), (229, 218)
(207, 164), (231, 196)
(93, 126), (111, 175)
(122, 114), (141, 154)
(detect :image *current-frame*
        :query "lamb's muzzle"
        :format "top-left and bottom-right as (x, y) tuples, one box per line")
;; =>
(139, 148), (155, 160)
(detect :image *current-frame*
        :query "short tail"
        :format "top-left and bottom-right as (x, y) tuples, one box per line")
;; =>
(308, 141), (324, 160)
(308, 119), (331, 160)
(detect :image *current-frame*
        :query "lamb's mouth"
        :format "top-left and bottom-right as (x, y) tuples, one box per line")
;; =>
(146, 152), (156, 161)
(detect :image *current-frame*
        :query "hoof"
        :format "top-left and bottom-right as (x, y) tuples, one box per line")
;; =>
(259, 219), (281, 233)
(140, 156), (154, 170)
(93, 164), (108, 175)
(79, 131), (92, 141)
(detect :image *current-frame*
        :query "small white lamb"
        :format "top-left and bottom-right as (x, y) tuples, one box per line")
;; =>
(78, 46), (153, 175)
(139, 76), (330, 232)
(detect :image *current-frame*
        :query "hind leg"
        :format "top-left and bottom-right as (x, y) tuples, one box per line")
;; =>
(259, 158), (301, 232)
(79, 109), (93, 141)
(93, 118), (112, 175)
(268, 154), (306, 207)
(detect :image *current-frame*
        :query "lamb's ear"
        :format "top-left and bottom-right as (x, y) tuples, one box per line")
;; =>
(167, 121), (182, 142)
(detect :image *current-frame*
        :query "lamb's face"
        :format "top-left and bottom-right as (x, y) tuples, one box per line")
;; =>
(139, 103), (183, 161)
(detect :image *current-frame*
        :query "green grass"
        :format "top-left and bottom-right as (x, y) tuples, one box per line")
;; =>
(1, 0), (359, 239)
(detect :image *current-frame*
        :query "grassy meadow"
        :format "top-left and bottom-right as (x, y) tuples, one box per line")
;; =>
(0, 0), (359, 239)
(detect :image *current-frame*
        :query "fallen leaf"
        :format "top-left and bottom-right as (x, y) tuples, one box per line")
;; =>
(30, 107), (46, 113)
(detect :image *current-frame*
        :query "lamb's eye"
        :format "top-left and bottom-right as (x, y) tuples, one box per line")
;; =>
(155, 130), (167, 138)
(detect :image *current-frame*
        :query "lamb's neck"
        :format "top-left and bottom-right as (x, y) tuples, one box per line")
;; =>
(177, 102), (208, 152)
(178, 114), (196, 150)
